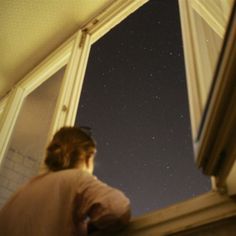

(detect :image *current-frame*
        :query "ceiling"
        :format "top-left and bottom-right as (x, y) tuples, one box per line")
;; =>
(0, 0), (114, 98)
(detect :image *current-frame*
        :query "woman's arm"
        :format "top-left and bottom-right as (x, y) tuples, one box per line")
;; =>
(78, 173), (131, 233)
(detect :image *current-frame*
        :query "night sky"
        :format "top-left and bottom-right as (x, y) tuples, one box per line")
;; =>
(75, 0), (210, 216)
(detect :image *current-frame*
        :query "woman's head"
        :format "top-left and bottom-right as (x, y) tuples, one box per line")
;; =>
(45, 127), (96, 173)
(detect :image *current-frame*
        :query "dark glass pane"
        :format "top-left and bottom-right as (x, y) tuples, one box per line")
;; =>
(76, 0), (210, 216)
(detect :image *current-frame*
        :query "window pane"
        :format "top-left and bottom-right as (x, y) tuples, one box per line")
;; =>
(0, 67), (65, 207)
(76, 0), (210, 216)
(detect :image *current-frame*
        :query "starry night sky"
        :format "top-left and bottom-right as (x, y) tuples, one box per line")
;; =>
(75, 0), (210, 216)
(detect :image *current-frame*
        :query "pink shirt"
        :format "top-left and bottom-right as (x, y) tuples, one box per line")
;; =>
(0, 169), (131, 236)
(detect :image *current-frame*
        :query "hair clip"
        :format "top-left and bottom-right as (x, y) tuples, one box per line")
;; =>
(79, 126), (93, 136)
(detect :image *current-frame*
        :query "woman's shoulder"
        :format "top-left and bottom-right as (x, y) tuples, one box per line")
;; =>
(46, 169), (96, 183)
(55, 169), (93, 178)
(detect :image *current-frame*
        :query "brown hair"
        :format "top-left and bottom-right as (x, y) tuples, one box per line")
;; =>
(45, 127), (96, 171)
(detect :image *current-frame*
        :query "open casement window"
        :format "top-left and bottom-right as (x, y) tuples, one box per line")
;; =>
(179, 0), (236, 193)
(178, 0), (234, 138)
(0, 0), (236, 235)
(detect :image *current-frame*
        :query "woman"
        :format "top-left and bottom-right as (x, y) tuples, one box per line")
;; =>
(0, 127), (131, 236)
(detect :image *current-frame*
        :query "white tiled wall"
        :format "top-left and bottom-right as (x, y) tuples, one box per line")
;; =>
(0, 148), (41, 208)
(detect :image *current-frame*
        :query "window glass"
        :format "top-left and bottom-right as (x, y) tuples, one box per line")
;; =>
(0, 67), (65, 207)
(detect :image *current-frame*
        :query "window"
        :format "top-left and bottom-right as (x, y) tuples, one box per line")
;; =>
(76, 0), (210, 216)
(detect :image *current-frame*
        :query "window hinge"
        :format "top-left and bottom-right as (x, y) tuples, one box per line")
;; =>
(79, 29), (88, 48)
(213, 176), (228, 195)
(62, 105), (68, 112)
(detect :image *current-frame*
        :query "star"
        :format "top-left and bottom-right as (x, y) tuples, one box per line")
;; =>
(136, 186), (142, 190)
(153, 95), (160, 100)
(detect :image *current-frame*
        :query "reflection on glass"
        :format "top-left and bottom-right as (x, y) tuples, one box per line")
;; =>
(190, 0), (234, 108)
(0, 67), (65, 207)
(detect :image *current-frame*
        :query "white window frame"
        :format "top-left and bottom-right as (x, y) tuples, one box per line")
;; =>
(178, 0), (234, 140)
(0, 95), (8, 117)
(0, 31), (74, 164)
(179, 0), (236, 192)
